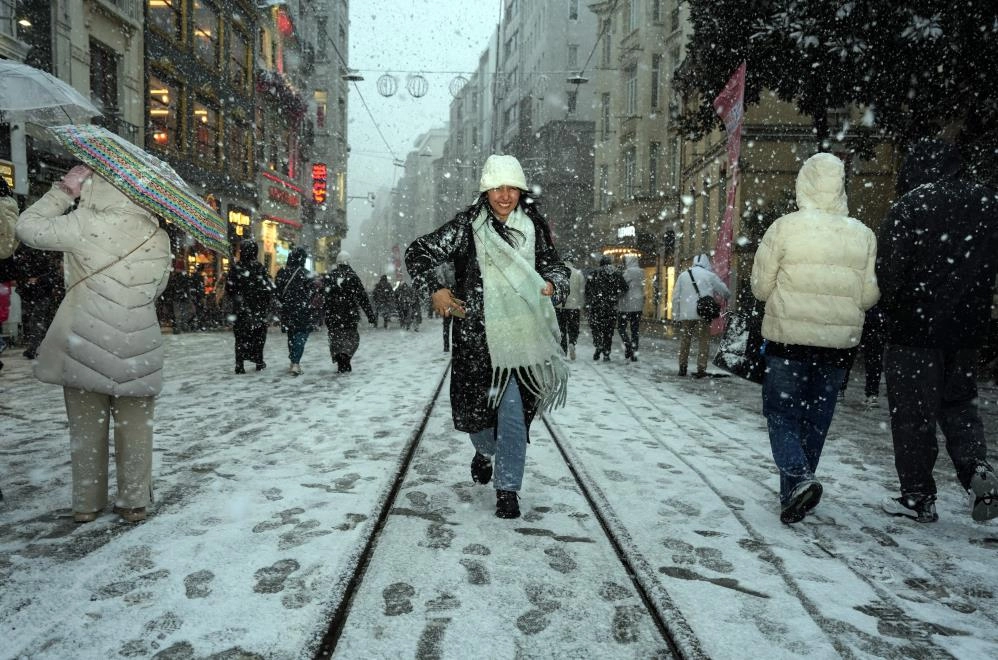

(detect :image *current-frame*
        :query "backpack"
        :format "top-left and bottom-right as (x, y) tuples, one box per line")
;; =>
(688, 270), (720, 321)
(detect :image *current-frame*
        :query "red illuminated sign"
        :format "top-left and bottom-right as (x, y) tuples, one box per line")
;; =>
(268, 185), (300, 208)
(312, 163), (328, 205)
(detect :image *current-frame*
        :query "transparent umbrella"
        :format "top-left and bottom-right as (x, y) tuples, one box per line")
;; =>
(0, 60), (102, 125)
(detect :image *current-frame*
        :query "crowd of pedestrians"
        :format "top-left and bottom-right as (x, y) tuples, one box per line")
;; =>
(2, 142), (996, 533)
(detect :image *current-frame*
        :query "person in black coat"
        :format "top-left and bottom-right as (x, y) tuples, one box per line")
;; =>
(225, 240), (275, 373)
(372, 274), (395, 328)
(320, 251), (375, 373)
(275, 247), (314, 376)
(584, 256), (627, 361)
(877, 138), (998, 524)
(13, 245), (63, 359)
(405, 154), (569, 520)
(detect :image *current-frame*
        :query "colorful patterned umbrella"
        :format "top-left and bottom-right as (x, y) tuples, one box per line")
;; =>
(50, 124), (229, 254)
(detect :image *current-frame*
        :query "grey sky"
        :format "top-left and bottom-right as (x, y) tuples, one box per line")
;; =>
(345, 0), (502, 235)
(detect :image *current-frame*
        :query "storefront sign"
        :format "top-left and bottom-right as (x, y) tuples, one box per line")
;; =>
(268, 185), (300, 208)
(312, 163), (327, 204)
(0, 161), (14, 189)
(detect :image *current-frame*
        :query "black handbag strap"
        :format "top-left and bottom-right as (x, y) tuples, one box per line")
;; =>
(687, 269), (703, 296)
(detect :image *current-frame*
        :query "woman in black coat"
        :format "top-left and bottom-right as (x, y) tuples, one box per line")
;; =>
(405, 155), (569, 519)
(275, 247), (314, 376)
(321, 251), (375, 373)
(225, 240), (275, 373)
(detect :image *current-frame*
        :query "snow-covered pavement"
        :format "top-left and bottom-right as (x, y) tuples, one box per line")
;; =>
(2, 322), (997, 659)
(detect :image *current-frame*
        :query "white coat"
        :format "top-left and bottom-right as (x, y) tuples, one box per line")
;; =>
(562, 262), (585, 310)
(617, 254), (645, 313)
(750, 152), (879, 349)
(0, 195), (18, 259)
(672, 254), (731, 321)
(16, 176), (171, 396)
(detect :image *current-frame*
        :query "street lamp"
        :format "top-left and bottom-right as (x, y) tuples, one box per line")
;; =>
(342, 69), (364, 82)
(566, 72), (589, 85)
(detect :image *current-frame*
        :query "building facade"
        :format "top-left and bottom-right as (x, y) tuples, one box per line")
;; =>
(1, 0), (145, 202)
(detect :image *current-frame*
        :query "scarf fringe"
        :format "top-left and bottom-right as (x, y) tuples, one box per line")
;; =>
(488, 358), (569, 413)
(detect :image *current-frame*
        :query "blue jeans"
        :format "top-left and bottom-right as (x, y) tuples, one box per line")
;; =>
(288, 329), (310, 363)
(469, 379), (527, 491)
(762, 355), (845, 504)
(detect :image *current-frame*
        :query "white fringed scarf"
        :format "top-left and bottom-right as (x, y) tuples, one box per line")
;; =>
(472, 207), (568, 411)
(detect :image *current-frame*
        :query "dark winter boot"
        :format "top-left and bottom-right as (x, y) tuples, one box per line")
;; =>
(471, 452), (493, 485)
(255, 361), (266, 371)
(495, 490), (520, 519)
(335, 354), (347, 373)
(780, 480), (822, 524)
(235, 362), (246, 374)
(343, 355), (352, 372)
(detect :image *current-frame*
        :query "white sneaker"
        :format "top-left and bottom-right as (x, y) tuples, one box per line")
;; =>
(968, 464), (998, 522)
(290, 363), (302, 376)
(864, 395), (879, 407)
(568, 345), (576, 360)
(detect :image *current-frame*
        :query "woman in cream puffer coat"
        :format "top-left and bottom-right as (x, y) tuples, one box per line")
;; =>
(17, 166), (171, 523)
(751, 152), (878, 524)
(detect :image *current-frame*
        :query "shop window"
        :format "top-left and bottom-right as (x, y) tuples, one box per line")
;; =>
(148, 74), (182, 152)
(226, 119), (250, 179)
(90, 40), (119, 118)
(193, 1), (220, 69)
(148, 0), (182, 42)
(193, 101), (220, 165)
(314, 90), (327, 129)
(229, 28), (250, 90)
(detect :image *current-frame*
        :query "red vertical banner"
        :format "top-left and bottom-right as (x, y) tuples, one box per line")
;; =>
(391, 244), (402, 284)
(710, 61), (746, 335)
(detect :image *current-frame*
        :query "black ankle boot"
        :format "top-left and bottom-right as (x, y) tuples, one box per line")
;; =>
(471, 452), (493, 485)
(495, 490), (520, 519)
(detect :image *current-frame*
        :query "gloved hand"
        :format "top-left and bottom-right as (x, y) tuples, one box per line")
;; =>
(57, 165), (93, 198)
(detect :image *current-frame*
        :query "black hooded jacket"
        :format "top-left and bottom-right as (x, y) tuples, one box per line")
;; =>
(225, 241), (275, 328)
(321, 263), (374, 328)
(275, 247), (315, 331)
(876, 140), (998, 349)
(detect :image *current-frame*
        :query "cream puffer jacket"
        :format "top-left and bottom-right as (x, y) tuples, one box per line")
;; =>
(16, 175), (171, 396)
(751, 152), (879, 349)
(0, 195), (18, 259)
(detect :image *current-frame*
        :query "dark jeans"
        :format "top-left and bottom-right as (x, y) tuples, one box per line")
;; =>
(617, 311), (641, 355)
(762, 355), (845, 503)
(22, 297), (56, 352)
(884, 345), (988, 495)
(556, 308), (580, 353)
(234, 323), (267, 366)
(589, 309), (615, 357)
(287, 328), (310, 363)
(841, 332), (886, 397)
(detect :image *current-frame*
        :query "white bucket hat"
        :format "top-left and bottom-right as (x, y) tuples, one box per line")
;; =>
(336, 250), (350, 265)
(479, 154), (527, 192)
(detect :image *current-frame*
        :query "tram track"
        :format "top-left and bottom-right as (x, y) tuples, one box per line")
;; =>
(314, 362), (696, 659)
(571, 355), (998, 654)
(314, 363), (451, 658)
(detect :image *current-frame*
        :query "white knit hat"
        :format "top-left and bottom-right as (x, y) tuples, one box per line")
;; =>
(336, 250), (350, 265)
(479, 154), (527, 192)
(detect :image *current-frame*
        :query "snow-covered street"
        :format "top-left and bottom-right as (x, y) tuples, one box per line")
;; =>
(2, 322), (998, 659)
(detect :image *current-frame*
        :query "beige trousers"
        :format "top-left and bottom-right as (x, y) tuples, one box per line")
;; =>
(678, 319), (711, 373)
(63, 388), (155, 513)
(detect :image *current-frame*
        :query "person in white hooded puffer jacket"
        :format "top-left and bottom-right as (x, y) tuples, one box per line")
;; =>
(616, 254), (645, 361)
(16, 165), (171, 524)
(672, 253), (730, 376)
(751, 152), (878, 525)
